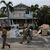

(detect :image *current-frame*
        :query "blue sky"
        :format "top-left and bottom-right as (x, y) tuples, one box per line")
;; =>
(0, 0), (50, 8)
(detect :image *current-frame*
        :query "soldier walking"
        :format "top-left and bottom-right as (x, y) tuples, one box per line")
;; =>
(1, 28), (10, 49)
(27, 26), (33, 43)
(20, 25), (33, 44)
(20, 27), (28, 44)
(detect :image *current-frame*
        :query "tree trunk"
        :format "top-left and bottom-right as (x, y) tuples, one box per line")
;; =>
(7, 7), (9, 27)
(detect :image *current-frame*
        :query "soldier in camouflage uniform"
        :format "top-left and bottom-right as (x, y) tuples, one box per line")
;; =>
(20, 27), (28, 44)
(1, 28), (10, 49)
(20, 25), (33, 44)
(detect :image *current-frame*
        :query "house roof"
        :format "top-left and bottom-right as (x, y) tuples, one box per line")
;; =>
(14, 3), (30, 8)
(0, 17), (8, 19)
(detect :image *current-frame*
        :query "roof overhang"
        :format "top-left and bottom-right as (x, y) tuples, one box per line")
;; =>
(0, 17), (8, 19)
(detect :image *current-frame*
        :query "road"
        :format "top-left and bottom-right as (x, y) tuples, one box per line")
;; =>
(0, 36), (50, 50)
(0, 36), (50, 46)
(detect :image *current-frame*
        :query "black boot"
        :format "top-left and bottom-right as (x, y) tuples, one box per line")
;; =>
(20, 42), (23, 44)
(1, 47), (5, 49)
(27, 41), (30, 43)
(8, 45), (10, 48)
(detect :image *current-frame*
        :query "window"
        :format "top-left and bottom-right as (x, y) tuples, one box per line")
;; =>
(26, 10), (29, 14)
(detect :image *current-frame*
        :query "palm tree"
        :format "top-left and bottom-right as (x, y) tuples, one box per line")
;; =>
(40, 5), (48, 24)
(0, 0), (14, 26)
(30, 4), (40, 17)
(30, 5), (35, 12)
(35, 4), (39, 9)
(1, 7), (6, 14)
(0, 7), (7, 17)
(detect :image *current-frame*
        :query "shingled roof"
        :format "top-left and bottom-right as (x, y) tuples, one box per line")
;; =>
(14, 3), (30, 8)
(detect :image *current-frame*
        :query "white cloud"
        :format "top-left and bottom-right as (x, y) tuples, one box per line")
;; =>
(0, 0), (50, 8)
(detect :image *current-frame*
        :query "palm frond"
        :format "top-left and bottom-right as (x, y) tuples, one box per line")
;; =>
(1, 7), (6, 10)
(1, 7), (6, 13)
(0, 1), (6, 5)
(8, 2), (13, 6)
(9, 5), (14, 12)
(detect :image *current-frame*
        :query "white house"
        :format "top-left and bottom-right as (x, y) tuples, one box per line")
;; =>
(9, 3), (33, 25)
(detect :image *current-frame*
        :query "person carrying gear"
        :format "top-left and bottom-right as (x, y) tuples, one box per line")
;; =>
(20, 25), (33, 44)
(20, 27), (28, 44)
(27, 26), (33, 43)
(1, 28), (10, 49)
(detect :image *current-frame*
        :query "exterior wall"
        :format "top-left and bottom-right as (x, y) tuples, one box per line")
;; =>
(13, 10), (25, 17)
(9, 10), (33, 19)
(9, 10), (25, 18)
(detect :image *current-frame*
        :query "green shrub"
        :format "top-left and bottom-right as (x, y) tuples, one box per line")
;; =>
(0, 13), (7, 17)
